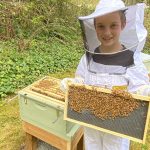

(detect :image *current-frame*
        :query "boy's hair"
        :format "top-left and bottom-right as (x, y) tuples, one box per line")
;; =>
(94, 10), (126, 27)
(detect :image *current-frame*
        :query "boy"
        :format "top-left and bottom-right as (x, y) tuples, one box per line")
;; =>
(61, 0), (149, 149)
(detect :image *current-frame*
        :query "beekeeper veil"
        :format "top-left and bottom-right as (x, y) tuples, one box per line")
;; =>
(78, 0), (147, 72)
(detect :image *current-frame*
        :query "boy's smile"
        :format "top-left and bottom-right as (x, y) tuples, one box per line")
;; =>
(95, 11), (125, 53)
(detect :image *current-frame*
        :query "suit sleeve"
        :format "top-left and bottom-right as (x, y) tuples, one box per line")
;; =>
(125, 64), (150, 93)
(75, 54), (87, 80)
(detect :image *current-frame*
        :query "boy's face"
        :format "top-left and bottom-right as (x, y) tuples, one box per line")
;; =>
(95, 11), (125, 48)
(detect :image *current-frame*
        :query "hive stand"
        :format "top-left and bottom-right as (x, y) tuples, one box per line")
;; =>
(23, 121), (84, 150)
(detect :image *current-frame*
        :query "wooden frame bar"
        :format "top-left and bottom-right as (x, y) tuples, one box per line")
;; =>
(64, 83), (150, 144)
(20, 76), (65, 103)
(23, 121), (84, 150)
(30, 77), (65, 101)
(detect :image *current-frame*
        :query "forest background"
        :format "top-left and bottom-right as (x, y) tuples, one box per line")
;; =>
(0, 0), (150, 150)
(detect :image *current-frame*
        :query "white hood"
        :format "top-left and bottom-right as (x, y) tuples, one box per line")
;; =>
(78, 0), (147, 54)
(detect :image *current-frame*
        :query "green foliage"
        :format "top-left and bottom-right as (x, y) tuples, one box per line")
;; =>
(0, 0), (150, 99)
(0, 38), (83, 99)
(0, 0), (89, 99)
(124, 0), (150, 5)
(141, 144), (148, 150)
(0, 0), (91, 42)
(144, 8), (150, 53)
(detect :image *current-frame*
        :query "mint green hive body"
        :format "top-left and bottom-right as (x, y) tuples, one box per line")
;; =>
(18, 90), (80, 141)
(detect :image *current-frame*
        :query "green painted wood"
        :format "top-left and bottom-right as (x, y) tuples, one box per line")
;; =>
(18, 91), (79, 141)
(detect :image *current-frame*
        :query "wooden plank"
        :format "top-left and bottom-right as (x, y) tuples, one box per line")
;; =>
(66, 142), (71, 150)
(69, 83), (150, 102)
(19, 76), (65, 104)
(64, 116), (143, 143)
(143, 102), (150, 143)
(32, 136), (37, 150)
(31, 86), (64, 101)
(19, 90), (64, 115)
(25, 133), (37, 150)
(23, 121), (68, 150)
(77, 135), (84, 150)
(30, 76), (64, 97)
(71, 127), (84, 150)
(23, 121), (84, 150)
(22, 88), (64, 106)
(25, 133), (33, 150)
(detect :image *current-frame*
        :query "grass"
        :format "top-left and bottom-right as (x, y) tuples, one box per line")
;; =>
(0, 71), (150, 150)
(70, 0), (99, 8)
(0, 71), (75, 150)
(0, 99), (25, 150)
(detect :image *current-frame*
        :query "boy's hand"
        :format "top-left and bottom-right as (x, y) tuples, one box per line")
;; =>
(137, 85), (150, 96)
(60, 77), (84, 93)
(60, 78), (74, 92)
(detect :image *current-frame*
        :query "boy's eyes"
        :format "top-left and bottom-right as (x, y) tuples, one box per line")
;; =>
(111, 24), (118, 28)
(97, 24), (119, 29)
(97, 25), (104, 29)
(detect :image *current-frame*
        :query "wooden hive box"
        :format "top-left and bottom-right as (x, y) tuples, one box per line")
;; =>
(18, 76), (81, 141)
(64, 83), (150, 144)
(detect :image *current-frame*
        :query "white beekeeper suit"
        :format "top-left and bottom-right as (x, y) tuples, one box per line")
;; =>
(61, 0), (150, 150)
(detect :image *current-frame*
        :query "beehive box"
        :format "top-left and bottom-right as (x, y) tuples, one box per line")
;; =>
(18, 76), (80, 141)
(142, 52), (150, 73)
(64, 83), (150, 143)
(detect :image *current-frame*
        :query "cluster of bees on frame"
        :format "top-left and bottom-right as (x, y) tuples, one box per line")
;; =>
(68, 84), (141, 120)
(31, 79), (65, 101)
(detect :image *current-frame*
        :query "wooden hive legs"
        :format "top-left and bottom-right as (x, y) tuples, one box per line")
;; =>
(23, 121), (84, 150)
